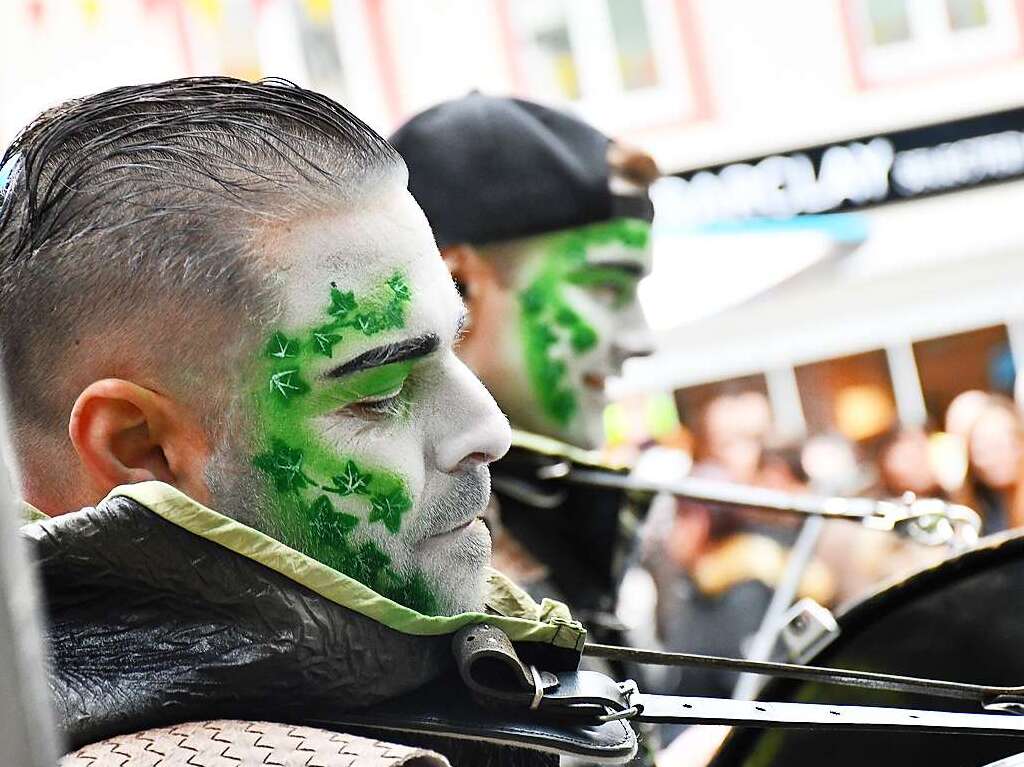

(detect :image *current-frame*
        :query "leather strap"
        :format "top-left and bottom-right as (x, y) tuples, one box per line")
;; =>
(633, 693), (1024, 736)
(452, 624), (558, 707)
(451, 626), (1024, 737)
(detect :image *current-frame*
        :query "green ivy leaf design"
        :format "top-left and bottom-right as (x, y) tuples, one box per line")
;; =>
(326, 460), (372, 497)
(368, 488), (412, 534)
(570, 323), (598, 353)
(387, 273), (411, 301)
(253, 440), (313, 493)
(554, 306), (581, 328)
(329, 283), (357, 317)
(266, 331), (300, 360)
(310, 329), (343, 358)
(519, 286), (545, 315)
(381, 300), (405, 330)
(309, 494), (358, 544)
(530, 324), (558, 349)
(548, 389), (577, 424)
(350, 540), (390, 584)
(538, 359), (567, 388)
(268, 368), (310, 402)
(353, 312), (383, 335)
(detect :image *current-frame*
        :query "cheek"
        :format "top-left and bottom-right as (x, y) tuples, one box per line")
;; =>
(560, 288), (618, 365)
(310, 415), (428, 506)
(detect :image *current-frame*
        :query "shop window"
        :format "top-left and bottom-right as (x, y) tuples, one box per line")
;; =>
(848, 0), (1021, 85)
(913, 325), (1011, 419)
(795, 350), (896, 444)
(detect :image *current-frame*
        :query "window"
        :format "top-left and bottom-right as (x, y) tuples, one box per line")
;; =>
(796, 350), (896, 443)
(946, 0), (990, 30)
(865, 0), (911, 45)
(503, 0), (700, 133)
(292, 0), (345, 100)
(851, 0), (1020, 84)
(607, 0), (658, 91)
(509, 1), (580, 101)
(914, 326), (1012, 416)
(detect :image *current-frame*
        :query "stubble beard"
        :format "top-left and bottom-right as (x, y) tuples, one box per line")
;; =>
(204, 415), (493, 617)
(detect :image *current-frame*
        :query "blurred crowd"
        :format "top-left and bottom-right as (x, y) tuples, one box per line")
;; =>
(614, 387), (1024, 698)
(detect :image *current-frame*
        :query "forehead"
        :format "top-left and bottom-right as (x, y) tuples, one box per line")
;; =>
(261, 185), (460, 343)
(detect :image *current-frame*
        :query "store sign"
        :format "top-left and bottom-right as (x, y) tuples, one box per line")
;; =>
(655, 106), (1024, 228)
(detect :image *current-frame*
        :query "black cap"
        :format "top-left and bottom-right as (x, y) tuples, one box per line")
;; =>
(391, 93), (619, 248)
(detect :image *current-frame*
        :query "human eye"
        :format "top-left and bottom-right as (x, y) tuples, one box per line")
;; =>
(334, 361), (414, 420)
(349, 386), (408, 419)
(566, 267), (638, 309)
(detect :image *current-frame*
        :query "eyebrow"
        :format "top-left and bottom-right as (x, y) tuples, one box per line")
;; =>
(583, 259), (646, 276)
(325, 333), (440, 379)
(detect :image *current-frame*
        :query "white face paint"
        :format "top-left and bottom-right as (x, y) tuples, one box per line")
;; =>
(238, 182), (511, 616)
(472, 219), (653, 448)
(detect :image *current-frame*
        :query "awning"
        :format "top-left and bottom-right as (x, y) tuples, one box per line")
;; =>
(613, 179), (1024, 395)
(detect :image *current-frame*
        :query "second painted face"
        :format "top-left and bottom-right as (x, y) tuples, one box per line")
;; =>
(225, 181), (511, 617)
(471, 218), (653, 448)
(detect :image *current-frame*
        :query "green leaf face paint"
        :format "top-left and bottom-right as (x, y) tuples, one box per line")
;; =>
(247, 272), (439, 615)
(517, 218), (651, 440)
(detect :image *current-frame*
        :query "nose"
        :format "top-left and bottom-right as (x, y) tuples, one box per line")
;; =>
(433, 358), (512, 473)
(612, 326), (655, 369)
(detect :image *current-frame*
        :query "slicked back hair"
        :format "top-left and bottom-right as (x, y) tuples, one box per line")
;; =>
(0, 77), (402, 451)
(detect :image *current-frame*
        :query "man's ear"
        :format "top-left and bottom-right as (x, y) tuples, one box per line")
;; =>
(68, 379), (212, 505)
(442, 243), (499, 346)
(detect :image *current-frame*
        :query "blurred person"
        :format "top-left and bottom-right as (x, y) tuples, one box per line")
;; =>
(695, 391), (772, 483)
(643, 394), (833, 714)
(878, 427), (940, 497)
(0, 77), (594, 766)
(945, 389), (990, 440)
(391, 95), (659, 644)
(963, 394), (1024, 531)
(816, 429), (945, 604)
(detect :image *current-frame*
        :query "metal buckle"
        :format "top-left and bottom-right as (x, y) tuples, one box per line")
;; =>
(529, 665), (544, 710)
(598, 680), (641, 722)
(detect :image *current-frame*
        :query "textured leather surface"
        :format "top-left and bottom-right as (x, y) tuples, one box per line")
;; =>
(61, 719), (450, 766)
(24, 497), (450, 749)
(28, 496), (636, 764)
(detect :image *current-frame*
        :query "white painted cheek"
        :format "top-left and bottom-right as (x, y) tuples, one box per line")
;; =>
(426, 355), (511, 473)
(562, 286), (621, 379)
(311, 415), (427, 514)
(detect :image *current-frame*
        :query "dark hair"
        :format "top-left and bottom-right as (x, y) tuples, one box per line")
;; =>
(0, 76), (401, 441)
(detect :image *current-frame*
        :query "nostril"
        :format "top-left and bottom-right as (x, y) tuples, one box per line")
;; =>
(457, 452), (494, 471)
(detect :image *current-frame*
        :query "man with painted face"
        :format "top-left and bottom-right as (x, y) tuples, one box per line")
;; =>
(0, 79), (638, 766)
(391, 95), (658, 642)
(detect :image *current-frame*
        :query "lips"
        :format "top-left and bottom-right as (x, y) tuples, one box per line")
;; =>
(424, 515), (480, 541)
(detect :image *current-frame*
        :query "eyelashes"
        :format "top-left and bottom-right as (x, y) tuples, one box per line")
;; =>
(350, 389), (409, 419)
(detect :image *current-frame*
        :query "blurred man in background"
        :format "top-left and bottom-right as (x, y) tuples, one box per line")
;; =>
(392, 94), (658, 644)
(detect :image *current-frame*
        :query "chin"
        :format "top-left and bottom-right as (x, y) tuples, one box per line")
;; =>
(563, 406), (607, 450)
(417, 519), (492, 615)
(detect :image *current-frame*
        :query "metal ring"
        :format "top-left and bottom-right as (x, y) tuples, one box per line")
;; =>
(598, 705), (640, 723)
(529, 665), (544, 710)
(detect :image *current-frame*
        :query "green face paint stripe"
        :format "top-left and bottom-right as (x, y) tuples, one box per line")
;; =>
(565, 266), (640, 308)
(518, 218), (652, 426)
(249, 272), (438, 615)
(266, 360), (415, 421)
